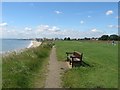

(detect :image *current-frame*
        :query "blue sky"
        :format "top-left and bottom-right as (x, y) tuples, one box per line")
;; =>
(1, 2), (118, 39)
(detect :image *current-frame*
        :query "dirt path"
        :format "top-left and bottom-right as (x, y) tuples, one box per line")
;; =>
(44, 46), (70, 88)
(45, 46), (62, 88)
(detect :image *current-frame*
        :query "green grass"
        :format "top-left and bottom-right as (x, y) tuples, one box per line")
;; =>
(55, 40), (118, 88)
(2, 42), (53, 88)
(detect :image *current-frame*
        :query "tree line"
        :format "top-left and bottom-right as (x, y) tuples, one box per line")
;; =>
(98, 34), (119, 41)
(63, 34), (120, 41)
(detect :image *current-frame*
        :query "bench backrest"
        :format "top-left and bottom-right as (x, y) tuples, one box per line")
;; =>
(73, 51), (83, 60)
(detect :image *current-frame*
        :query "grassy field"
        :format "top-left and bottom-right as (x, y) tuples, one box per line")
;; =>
(55, 40), (118, 88)
(2, 42), (53, 88)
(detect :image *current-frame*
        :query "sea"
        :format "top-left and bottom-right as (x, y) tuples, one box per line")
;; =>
(0, 39), (31, 54)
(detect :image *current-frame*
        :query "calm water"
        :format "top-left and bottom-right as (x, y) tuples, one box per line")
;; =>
(1, 39), (31, 53)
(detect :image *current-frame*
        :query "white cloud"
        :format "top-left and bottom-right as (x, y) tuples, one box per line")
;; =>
(36, 25), (60, 33)
(36, 25), (50, 32)
(91, 28), (98, 32)
(55, 10), (63, 14)
(2, 29), (19, 38)
(1, 23), (105, 39)
(0, 22), (8, 37)
(106, 10), (113, 15)
(108, 25), (119, 28)
(108, 25), (114, 28)
(25, 27), (32, 31)
(80, 20), (84, 24)
(88, 28), (104, 37)
(0, 22), (8, 26)
(44, 28), (104, 38)
(88, 16), (91, 18)
(48, 26), (60, 32)
(0, 27), (6, 31)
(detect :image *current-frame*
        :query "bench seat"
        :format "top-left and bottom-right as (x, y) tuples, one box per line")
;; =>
(66, 51), (83, 67)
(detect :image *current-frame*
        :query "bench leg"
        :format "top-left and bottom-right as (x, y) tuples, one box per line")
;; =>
(72, 62), (74, 67)
(67, 57), (69, 61)
(69, 60), (72, 65)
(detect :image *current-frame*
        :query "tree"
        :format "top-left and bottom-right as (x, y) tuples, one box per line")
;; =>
(99, 35), (109, 40)
(67, 37), (71, 40)
(119, 35), (120, 40)
(109, 34), (119, 40)
(84, 37), (90, 40)
(64, 37), (67, 40)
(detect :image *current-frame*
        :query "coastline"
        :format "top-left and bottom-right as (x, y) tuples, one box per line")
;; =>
(27, 40), (42, 48)
(1, 40), (42, 57)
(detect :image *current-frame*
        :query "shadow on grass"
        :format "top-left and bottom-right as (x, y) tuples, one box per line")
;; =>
(72, 61), (91, 68)
(81, 61), (91, 67)
(65, 59), (92, 68)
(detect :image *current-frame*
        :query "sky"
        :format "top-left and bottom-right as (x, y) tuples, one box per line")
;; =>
(1, 2), (119, 39)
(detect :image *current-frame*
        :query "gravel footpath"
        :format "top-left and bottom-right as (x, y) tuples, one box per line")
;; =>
(44, 46), (69, 88)
(45, 46), (61, 88)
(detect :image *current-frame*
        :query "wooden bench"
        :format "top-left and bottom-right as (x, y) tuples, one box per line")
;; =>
(66, 51), (83, 67)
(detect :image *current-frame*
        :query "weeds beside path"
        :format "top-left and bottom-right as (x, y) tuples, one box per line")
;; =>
(2, 42), (52, 88)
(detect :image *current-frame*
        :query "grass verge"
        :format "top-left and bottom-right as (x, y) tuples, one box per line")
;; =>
(2, 41), (53, 88)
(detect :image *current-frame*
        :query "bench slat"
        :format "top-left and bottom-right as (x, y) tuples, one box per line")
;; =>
(66, 51), (83, 67)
